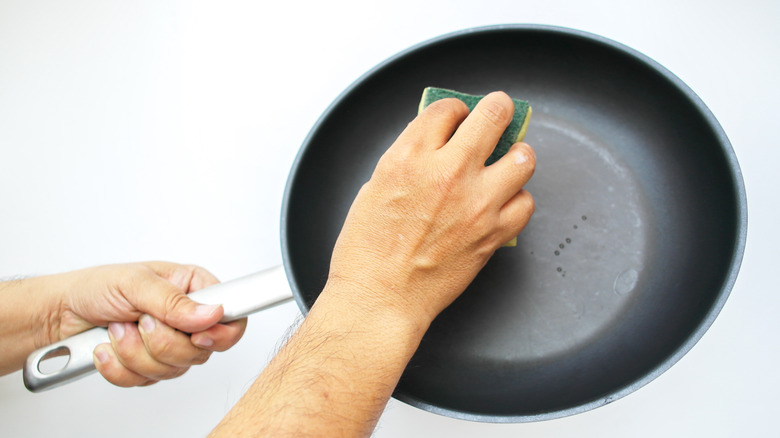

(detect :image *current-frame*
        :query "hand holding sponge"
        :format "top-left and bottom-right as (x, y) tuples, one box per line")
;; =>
(417, 87), (532, 246)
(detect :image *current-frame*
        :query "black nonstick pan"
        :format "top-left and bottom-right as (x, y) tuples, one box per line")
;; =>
(26, 24), (746, 422)
(282, 24), (746, 421)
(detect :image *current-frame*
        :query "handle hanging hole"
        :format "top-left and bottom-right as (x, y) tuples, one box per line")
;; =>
(38, 346), (71, 375)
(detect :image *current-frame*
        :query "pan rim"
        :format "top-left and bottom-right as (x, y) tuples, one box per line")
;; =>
(280, 23), (748, 422)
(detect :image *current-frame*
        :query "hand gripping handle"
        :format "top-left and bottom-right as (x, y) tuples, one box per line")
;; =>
(23, 265), (293, 392)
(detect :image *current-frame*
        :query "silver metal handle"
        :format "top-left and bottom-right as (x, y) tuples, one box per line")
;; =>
(23, 265), (293, 392)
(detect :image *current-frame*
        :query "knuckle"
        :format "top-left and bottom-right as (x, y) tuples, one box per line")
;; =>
(162, 291), (189, 322)
(526, 192), (536, 215)
(477, 211), (500, 236)
(477, 98), (511, 127)
(466, 197), (491, 220)
(146, 336), (174, 359)
(525, 150), (537, 174)
(432, 159), (466, 189)
(383, 143), (415, 165)
(427, 97), (469, 119)
(190, 265), (219, 287)
(189, 350), (212, 365)
(117, 264), (147, 296)
(109, 344), (129, 364)
(505, 143), (536, 179)
(166, 265), (194, 291)
(377, 147), (426, 189)
(461, 201), (496, 237)
(521, 146), (537, 169)
(377, 145), (414, 177)
(434, 170), (458, 193)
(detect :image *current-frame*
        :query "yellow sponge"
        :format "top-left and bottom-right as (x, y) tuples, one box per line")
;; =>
(418, 87), (532, 247)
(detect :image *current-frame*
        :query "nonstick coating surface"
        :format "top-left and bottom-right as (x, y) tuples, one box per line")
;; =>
(281, 25), (746, 422)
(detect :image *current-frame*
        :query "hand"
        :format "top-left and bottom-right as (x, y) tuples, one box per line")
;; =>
(49, 262), (247, 387)
(326, 91), (535, 326)
(209, 92), (536, 437)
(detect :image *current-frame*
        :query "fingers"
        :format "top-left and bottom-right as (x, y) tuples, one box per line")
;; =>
(95, 321), (193, 387)
(137, 315), (212, 366)
(126, 269), (224, 333)
(444, 91), (515, 165)
(191, 318), (248, 352)
(93, 315), (247, 387)
(86, 262), (246, 387)
(141, 261), (220, 292)
(481, 142), (536, 205)
(94, 343), (156, 387)
(498, 189), (535, 243)
(397, 97), (469, 150)
(481, 141), (535, 244)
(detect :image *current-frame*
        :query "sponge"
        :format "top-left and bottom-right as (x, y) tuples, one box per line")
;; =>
(418, 87), (532, 166)
(418, 87), (532, 247)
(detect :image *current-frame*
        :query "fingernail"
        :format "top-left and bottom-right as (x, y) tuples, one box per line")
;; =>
(108, 322), (125, 341)
(139, 314), (156, 333)
(195, 304), (221, 317)
(94, 346), (110, 364)
(193, 335), (214, 348)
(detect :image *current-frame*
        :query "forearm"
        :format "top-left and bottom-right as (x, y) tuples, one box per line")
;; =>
(0, 276), (61, 375)
(209, 282), (429, 437)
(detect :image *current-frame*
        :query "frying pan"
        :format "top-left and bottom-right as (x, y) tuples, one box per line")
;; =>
(25, 24), (746, 422)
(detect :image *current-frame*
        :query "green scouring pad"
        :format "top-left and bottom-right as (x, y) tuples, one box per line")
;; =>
(418, 87), (533, 247)
(418, 87), (532, 166)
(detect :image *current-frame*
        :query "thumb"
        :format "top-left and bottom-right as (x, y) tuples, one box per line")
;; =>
(131, 273), (224, 333)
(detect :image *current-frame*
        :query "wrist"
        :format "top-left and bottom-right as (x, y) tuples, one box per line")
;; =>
(23, 275), (66, 346)
(316, 277), (432, 346)
(0, 276), (63, 375)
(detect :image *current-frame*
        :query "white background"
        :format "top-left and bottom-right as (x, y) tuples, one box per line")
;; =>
(0, 1), (777, 436)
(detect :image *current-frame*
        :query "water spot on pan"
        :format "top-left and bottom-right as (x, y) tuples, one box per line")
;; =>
(614, 269), (639, 295)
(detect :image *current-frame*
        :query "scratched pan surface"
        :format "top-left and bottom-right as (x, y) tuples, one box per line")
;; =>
(281, 25), (747, 422)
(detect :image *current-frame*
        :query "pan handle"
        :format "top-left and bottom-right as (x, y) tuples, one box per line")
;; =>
(23, 265), (293, 392)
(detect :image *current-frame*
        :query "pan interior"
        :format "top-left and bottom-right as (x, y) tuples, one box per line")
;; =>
(448, 111), (650, 363)
(282, 26), (743, 421)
